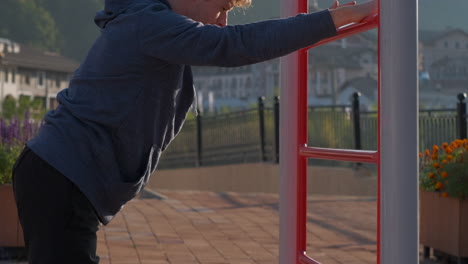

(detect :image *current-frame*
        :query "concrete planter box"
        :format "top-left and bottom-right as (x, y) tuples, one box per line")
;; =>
(420, 191), (468, 258)
(0, 185), (24, 247)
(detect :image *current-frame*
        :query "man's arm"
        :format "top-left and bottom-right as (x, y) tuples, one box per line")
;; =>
(138, 1), (377, 67)
(139, 7), (337, 67)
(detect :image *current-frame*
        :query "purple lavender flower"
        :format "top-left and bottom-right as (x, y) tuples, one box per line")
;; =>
(0, 109), (42, 147)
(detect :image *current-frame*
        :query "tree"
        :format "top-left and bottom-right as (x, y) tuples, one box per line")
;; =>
(1, 95), (46, 121)
(2, 96), (16, 119)
(0, 0), (58, 51)
(34, 0), (104, 61)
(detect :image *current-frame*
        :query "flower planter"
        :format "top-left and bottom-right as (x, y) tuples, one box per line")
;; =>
(0, 184), (24, 247)
(420, 191), (468, 259)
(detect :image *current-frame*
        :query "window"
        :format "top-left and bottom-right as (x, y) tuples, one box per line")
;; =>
(322, 71), (329, 82)
(231, 78), (237, 89)
(245, 77), (251, 89)
(56, 74), (61, 87)
(12, 70), (15, 83)
(270, 73), (277, 88)
(4, 69), (8, 83)
(460, 66), (466, 76)
(25, 73), (30, 85)
(38, 72), (44, 86)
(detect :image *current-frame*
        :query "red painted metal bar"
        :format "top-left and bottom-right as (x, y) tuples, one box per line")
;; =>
(376, 1), (381, 263)
(296, 24), (309, 264)
(295, 0), (310, 260)
(299, 253), (322, 264)
(299, 146), (378, 164)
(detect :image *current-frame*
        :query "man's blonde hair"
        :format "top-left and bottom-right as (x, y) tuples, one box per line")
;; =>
(234, 0), (251, 8)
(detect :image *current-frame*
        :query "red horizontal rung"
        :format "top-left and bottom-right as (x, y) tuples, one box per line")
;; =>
(299, 145), (378, 164)
(299, 252), (322, 264)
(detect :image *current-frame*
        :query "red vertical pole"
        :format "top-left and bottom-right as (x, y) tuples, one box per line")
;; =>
(377, 2), (381, 263)
(296, 0), (309, 257)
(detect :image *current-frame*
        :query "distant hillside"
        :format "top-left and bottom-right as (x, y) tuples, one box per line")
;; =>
(0, 0), (103, 61)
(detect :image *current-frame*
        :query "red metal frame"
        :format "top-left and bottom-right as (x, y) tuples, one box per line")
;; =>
(293, 11), (380, 264)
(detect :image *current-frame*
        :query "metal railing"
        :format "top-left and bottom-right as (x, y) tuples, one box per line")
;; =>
(158, 93), (467, 168)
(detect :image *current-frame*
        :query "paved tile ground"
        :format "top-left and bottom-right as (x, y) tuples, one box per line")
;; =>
(92, 189), (442, 264)
(0, 189), (444, 264)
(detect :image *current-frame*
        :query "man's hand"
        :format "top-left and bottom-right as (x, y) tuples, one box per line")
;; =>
(329, 0), (357, 10)
(328, 0), (378, 29)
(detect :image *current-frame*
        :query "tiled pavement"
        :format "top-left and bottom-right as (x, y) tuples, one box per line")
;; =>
(94, 189), (440, 264)
(1, 189), (442, 264)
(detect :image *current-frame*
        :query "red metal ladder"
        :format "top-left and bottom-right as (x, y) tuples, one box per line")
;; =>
(278, 0), (419, 263)
(300, 15), (379, 264)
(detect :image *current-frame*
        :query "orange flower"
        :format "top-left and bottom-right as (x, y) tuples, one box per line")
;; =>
(445, 147), (453, 154)
(447, 155), (453, 161)
(425, 149), (430, 156)
(442, 159), (448, 164)
(441, 171), (448, 178)
(442, 142), (448, 149)
(435, 182), (443, 189)
(431, 154), (438, 160)
(419, 152), (423, 158)
(433, 162), (440, 169)
(433, 145), (439, 152)
(428, 172), (435, 179)
(442, 192), (449, 197)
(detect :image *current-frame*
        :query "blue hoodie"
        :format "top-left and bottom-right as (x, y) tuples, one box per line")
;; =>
(27, 0), (337, 224)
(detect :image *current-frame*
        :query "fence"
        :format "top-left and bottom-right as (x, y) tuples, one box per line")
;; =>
(158, 93), (468, 169)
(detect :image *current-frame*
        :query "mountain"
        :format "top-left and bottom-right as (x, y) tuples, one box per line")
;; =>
(34, 0), (104, 61)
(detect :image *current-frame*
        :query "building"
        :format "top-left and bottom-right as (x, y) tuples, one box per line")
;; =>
(194, 26), (468, 111)
(0, 38), (79, 110)
(192, 30), (378, 110)
(308, 33), (378, 105)
(418, 29), (468, 108)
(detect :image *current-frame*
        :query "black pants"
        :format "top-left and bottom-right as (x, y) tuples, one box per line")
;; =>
(12, 147), (100, 264)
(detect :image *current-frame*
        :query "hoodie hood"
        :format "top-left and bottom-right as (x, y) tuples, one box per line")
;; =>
(95, 0), (172, 28)
(94, 0), (134, 28)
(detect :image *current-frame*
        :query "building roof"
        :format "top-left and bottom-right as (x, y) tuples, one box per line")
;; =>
(419, 29), (468, 45)
(0, 43), (79, 73)
(431, 56), (468, 68)
(339, 77), (377, 99)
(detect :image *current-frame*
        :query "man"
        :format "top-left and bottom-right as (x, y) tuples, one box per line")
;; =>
(12, 0), (377, 262)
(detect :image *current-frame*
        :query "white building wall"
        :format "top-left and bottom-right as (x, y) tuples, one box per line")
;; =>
(423, 32), (468, 70)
